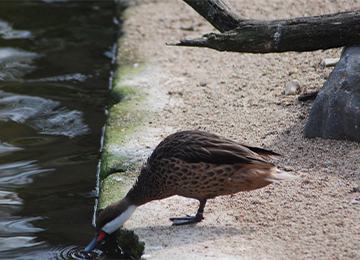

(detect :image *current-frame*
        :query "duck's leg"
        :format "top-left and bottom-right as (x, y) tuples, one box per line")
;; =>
(170, 199), (207, 226)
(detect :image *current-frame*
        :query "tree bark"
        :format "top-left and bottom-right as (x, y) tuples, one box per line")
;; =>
(183, 0), (245, 33)
(168, 9), (360, 53)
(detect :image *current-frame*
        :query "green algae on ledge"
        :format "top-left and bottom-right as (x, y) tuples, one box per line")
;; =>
(97, 171), (137, 210)
(117, 228), (145, 260)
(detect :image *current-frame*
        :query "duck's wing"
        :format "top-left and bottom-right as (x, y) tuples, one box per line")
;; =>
(179, 142), (273, 166)
(191, 130), (281, 159)
(240, 144), (281, 159)
(150, 130), (276, 167)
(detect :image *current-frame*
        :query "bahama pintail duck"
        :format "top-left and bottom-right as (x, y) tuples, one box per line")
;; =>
(85, 130), (297, 252)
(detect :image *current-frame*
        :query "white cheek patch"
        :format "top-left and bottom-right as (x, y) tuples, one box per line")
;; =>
(102, 205), (137, 234)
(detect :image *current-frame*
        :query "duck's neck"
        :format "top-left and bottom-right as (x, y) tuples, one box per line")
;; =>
(101, 198), (138, 234)
(125, 165), (154, 206)
(125, 183), (149, 206)
(125, 164), (176, 206)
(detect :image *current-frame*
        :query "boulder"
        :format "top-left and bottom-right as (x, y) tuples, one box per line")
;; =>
(304, 45), (360, 141)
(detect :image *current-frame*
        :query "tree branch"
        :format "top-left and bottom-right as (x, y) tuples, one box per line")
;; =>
(183, 0), (246, 33)
(169, 8), (360, 53)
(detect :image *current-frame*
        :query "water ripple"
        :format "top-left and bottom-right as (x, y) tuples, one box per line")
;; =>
(0, 236), (44, 252)
(29, 107), (90, 138)
(0, 217), (43, 235)
(26, 73), (88, 83)
(0, 190), (22, 205)
(0, 91), (90, 138)
(0, 20), (32, 40)
(0, 48), (40, 81)
(0, 91), (60, 123)
(0, 160), (51, 188)
(0, 142), (23, 156)
(36, 245), (106, 260)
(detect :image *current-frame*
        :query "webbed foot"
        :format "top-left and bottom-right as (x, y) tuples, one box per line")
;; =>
(170, 199), (207, 226)
(170, 214), (204, 226)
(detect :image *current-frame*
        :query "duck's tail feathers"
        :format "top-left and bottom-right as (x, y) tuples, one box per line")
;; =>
(265, 168), (298, 182)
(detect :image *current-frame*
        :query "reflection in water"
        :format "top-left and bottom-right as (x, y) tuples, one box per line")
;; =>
(0, 91), (90, 138)
(0, 141), (23, 156)
(0, 91), (53, 123)
(0, 0), (120, 259)
(27, 73), (89, 83)
(0, 160), (51, 187)
(0, 190), (22, 206)
(0, 19), (32, 40)
(0, 216), (43, 235)
(0, 48), (40, 81)
(0, 159), (52, 258)
(0, 236), (44, 252)
(30, 108), (89, 138)
(0, 162), (47, 256)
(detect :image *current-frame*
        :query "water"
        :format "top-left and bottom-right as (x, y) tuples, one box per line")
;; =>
(0, 1), (123, 259)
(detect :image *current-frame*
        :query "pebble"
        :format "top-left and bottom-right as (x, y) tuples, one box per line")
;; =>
(320, 58), (340, 69)
(199, 81), (207, 86)
(112, 176), (124, 182)
(285, 79), (301, 95)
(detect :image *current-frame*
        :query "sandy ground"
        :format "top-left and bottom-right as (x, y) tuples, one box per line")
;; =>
(113, 0), (360, 259)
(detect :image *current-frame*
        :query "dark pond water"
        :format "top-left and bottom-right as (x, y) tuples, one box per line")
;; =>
(0, 1), (122, 259)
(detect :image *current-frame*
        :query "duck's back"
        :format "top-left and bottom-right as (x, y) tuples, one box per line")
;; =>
(129, 130), (288, 204)
(148, 130), (278, 164)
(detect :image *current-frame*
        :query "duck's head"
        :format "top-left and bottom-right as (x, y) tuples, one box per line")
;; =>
(84, 198), (137, 253)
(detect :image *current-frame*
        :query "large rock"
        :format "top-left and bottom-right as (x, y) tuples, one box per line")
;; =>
(304, 45), (360, 141)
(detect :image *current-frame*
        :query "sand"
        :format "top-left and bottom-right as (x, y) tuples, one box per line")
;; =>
(112, 0), (360, 259)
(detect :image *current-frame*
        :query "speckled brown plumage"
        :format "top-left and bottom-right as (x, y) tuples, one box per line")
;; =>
(87, 120), (298, 251)
(93, 130), (297, 232)
(119, 130), (296, 225)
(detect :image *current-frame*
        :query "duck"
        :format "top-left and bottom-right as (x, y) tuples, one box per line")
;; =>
(85, 130), (297, 252)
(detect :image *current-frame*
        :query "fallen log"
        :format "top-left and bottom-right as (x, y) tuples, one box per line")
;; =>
(182, 0), (245, 33)
(168, 9), (360, 53)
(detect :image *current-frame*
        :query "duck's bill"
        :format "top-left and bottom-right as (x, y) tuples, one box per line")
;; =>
(84, 230), (107, 253)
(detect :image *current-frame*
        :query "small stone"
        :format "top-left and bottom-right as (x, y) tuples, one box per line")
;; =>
(350, 187), (360, 193)
(180, 25), (194, 31)
(199, 81), (207, 86)
(320, 58), (340, 69)
(350, 199), (359, 204)
(285, 79), (301, 95)
(113, 176), (123, 182)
